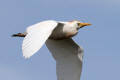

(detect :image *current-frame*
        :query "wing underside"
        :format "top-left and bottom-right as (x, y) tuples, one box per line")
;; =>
(46, 38), (84, 80)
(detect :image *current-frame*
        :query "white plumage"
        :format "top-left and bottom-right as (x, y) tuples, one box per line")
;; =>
(22, 20), (57, 58)
(13, 20), (91, 80)
(46, 39), (83, 80)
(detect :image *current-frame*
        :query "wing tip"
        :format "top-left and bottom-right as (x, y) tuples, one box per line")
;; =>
(23, 53), (32, 59)
(23, 55), (31, 59)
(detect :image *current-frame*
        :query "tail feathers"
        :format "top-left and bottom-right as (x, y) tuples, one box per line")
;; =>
(12, 33), (26, 37)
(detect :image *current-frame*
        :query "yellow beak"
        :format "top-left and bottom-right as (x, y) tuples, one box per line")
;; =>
(79, 23), (92, 28)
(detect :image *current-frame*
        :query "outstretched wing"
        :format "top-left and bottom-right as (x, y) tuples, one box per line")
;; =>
(22, 20), (58, 58)
(46, 38), (84, 80)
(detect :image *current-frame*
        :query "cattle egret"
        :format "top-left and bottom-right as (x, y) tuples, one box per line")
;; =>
(12, 20), (91, 80)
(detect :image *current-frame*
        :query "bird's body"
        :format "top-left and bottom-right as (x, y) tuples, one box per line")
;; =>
(12, 20), (91, 80)
(49, 22), (78, 40)
(13, 21), (79, 39)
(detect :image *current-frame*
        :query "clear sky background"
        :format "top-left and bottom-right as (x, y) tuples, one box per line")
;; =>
(0, 0), (120, 80)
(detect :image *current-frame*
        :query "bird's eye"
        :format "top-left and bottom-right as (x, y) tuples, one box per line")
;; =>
(76, 23), (81, 30)
(77, 23), (80, 26)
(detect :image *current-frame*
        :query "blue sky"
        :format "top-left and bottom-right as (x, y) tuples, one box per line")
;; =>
(0, 0), (120, 80)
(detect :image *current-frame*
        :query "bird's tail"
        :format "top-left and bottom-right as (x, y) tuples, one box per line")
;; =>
(12, 33), (26, 37)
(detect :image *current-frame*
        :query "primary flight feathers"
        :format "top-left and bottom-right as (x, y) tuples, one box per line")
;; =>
(22, 20), (58, 58)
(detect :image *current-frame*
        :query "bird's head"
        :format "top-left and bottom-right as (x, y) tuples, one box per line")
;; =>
(69, 20), (92, 29)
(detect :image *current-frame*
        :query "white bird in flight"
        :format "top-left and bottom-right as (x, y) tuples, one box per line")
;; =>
(12, 20), (91, 80)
